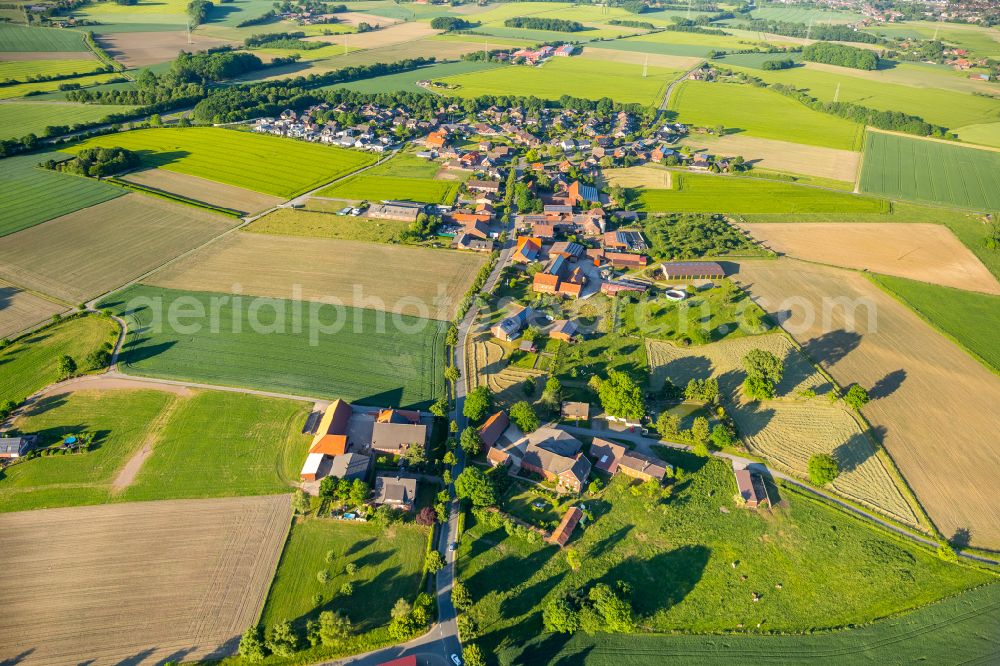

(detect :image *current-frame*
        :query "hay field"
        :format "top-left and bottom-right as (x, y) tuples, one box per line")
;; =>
(303, 20), (438, 49)
(310, 38), (486, 72)
(248, 208), (409, 243)
(678, 134), (861, 183)
(0, 71), (122, 100)
(603, 166), (672, 189)
(330, 60), (501, 94)
(0, 193), (238, 303)
(0, 495), (291, 666)
(859, 131), (1000, 210)
(739, 223), (1000, 295)
(146, 232), (486, 321)
(577, 45), (703, 70)
(467, 332), (546, 407)
(0, 280), (63, 339)
(645, 335), (917, 525)
(737, 258), (1000, 548)
(68, 127), (376, 198)
(97, 30), (234, 67)
(122, 167), (282, 214)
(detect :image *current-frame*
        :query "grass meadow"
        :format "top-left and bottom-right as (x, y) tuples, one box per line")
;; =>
(316, 174), (459, 204)
(955, 122), (1000, 149)
(871, 274), (1000, 373)
(68, 127), (377, 198)
(635, 173), (887, 214)
(0, 24), (88, 51)
(459, 456), (989, 657)
(859, 131), (1000, 210)
(0, 101), (137, 141)
(0, 151), (125, 237)
(671, 81), (864, 150)
(332, 60), (502, 94)
(246, 208), (410, 243)
(0, 71), (123, 100)
(0, 59), (102, 82)
(103, 284), (447, 408)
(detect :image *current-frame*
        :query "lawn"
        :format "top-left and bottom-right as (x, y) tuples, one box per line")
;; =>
(859, 131), (1000, 210)
(458, 453), (991, 658)
(0, 101), (137, 141)
(365, 150), (443, 179)
(260, 518), (427, 632)
(331, 60), (503, 94)
(434, 57), (679, 106)
(0, 24), (88, 51)
(67, 127), (377, 198)
(0, 151), (126, 237)
(316, 174), (459, 204)
(870, 274), (1000, 374)
(246, 208), (410, 243)
(621, 282), (768, 344)
(101, 284), (447, 409)
(0, 314), (118, 406)
(0, 59), (102, 82)
(636, 173), (887, 214)
(671, 81), (864, 151)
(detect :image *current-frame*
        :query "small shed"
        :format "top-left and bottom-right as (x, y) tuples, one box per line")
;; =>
(548, 506), (583, 547)
(561, 401), (590, 422)
(734, 467), (770, 508)
(300, 452), (325, 482)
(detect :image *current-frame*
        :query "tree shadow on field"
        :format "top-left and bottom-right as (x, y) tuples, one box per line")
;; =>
(832, 432), (875, 474)
(118, 339), (177, 366)
(19, 391), (69, 417)
(354, 549), (394, 570)
(465, 541), (555, 604)
(200, 637), (240, 663)
(157, 647), (195, 665)
(133, 149), (190, 170)
(355, 387), (405, 411)
(587, 524), (633, 560)
(870, 369), (906, 400)
(950, 527), (972, 550)
(802, 329), (861, 367)
(115, 647), (157, 666)
(0, 648), (35, 666)
(600, 546), (710, 617)
(347, 537), (376, 556)
(500, 569), (566, 619)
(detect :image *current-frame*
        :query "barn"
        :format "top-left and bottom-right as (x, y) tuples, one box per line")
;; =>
(661, 261), (725, 280)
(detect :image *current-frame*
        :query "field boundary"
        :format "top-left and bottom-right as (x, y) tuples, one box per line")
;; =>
(867, 126), (1000, 154)
(108, 176), (244, 218)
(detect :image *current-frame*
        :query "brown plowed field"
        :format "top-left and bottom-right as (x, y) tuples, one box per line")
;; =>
(123, 168), (283, 215)
(97, 31), (235, 68)
(0, 279), (63, 338)
(736, 258), (1000, 548)
(678, 134), (861, 182)
(0, 494), (292, 666)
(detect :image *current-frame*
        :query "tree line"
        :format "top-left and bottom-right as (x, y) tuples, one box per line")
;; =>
(738, 19), (882, 45)
(801, 42), (879, 70)
(504, 17), (585, 32)
(430, 16), (477, 31)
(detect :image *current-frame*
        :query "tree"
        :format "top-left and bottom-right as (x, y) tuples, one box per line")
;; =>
(317, 610), (351, 645)
(936, 543), (958, 562)
(743, 375), (775, 401)
(317, 569), (331, 584)
(372, 504), (400, 528)
(424, 550), (445, 574)
(238, 626), (266, 661)
(452, 581), (473, 611)
(340, 581), (354, 596)
(588, 584), (634, 633)
(446, 324), (459, 347)
(319, 475), (339, 499)
(743, 348), (783, 384)
(430, 397), (449, 418)
(463, 644), (486, 666)
(463, 386), (493, 422)
(542, 596), (580, 634)
(454, 467), (498, 507)
(808, 453), (840, 486)
(345, 562), (357, 576)
(349, 479), (369, 506)
(292, 488), (310, 515)
(415, 506), (437, 525)
(844, 384), (870, 411)
(0, 399), (17, 422)
(56, 354), (77, 380)
(459, 427), (483, 457)
(444, 364), (461, 386)
(655, 412), (681, 439)
(690, 417), (710, 449)
(443, 450), (457, 466)
(509, 400), (540, 432)
(404, 444), (427, 466)
(266, 620), (299, 657)
(594, 370), (646, 420)
(391, 598), (412, 621)
(710, 424), (734, 449)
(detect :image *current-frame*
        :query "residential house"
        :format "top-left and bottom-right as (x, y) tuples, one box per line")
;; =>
(513, 236), (544, 263)
(603, 230), (647, 253)
(374, 473), (419, 511)
(368, 201), (426, 223)
(589, 438), (670, 482)
(452, 233), (494, 252)
(329, 452), (371, 481)
(549, 319), (578, 342)
(0, 435), (37, 459)
(467, 179), (501, 194)
(561, 401), (589, 421)
(487, 427), (591, 493)
(490, 304), (534, 342)
(479, 410), (510, 449)
(567, 180), (600, 205)
(371, 409), (427, 456)
(532, 255), (586, 298)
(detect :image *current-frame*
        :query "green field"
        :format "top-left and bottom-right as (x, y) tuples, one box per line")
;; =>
(68, 127), (377, 198)
(458, 452), (991, 657)
(261, 519), (427, 631)
(0, 24), (88, 51)
(672, 81), (864, 150)
(316, 174), (459, 204)
(0, 314), (118, 406)
(861, 21), (1000, 59)
(589, 37), (731, 58)
(636, 173), (887, 214)
(246, 208), (410, 243)
(331, 60), (503, 94)
(501, 582), (1000, 665)
(365, 150), (444, 179)
(0, 101), (136, 140)
(101, 284), (446, 408)
(871, 274), (1000, 373)
(859, 132), (1000, 209)
(0, 71), (123, 99)
(0, 58), (102, 82)
(435, 57), (678, 106)
(748, 6), (865, 24)
(955, 121), (1000, 149)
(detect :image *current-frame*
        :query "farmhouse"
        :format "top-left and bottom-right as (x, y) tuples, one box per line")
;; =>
(452, 233), (495, 252)
(605, 251), (648, 269)
(532, 255), (587, 298)
(309, 399), (352, 457)
(733, 465), (770, 508)
(491, 304), (534, 342)
(549, 319), (578, 342)
(371, 409), (427, 456)
(548, 506), (583, 547)
(487, 427), (591, 493)
(374, 474), (419, 512)
(603, 230), (648, 253)
(329, 452), (371, 481)
(0, 435), (37, 459)
(479, 410), (510, 449)
(590, 438), (671, 482)
(661, 261), (725, 280)
(368, 201), (426, 223)
(513, 236), (544, 263)
(467, 179), (501, 194)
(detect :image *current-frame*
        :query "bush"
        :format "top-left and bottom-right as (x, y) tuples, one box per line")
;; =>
(509, 400), (540, 433)
(808, 453), (840, 486)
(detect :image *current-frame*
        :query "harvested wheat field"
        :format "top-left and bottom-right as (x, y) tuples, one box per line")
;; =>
(338, 11), (404, 27)
(646, 334), (918, 524)
(97, 31), (235, 68)
(737, 258), (1000, 548)
(467, 333), (546, 406)
(310, 37), (478, 71)
(579, 46), (703, 71)
(147, 232), (486, 321)
(739, 222), (1000, 295)
(679, 134), (861, 182)
(603, 166), (673, 189)
(123, 168), (283, 215)
(0, 194), (238, 304)
(304, 21), (439, 50)
(0, 495), (292, 666)
(0, 279), (63, 338)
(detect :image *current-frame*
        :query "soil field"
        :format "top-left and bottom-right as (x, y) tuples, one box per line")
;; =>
(97, 30), (235, 67)
(0, 280), (63, 339)
(602, 166), (672, 189)
(0, 151), (126, 237)
(859, 131), (1000, 210)
(0, 24), (87, 51)
(122, 167), (283, 214)
(0, 495), (292, 666)
(0, 193), (238, 304)
(736, 258), (1000, 548)
(0, 101), (138, 141)
(146, 231), (486, 321)
(678, 134), (861, 183)
(68, 127), (377, 198)
(739, 222), (1000, 295)
(645, 334), (917, 525)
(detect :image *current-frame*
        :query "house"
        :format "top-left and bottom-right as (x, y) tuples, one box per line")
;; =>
(452, 233), (495, 252)
(603, 230), (647, 253)
(590, 438), (625, 474)
(479, 410), (510, 449)
(513, 236), (544, 263)
(548, 506), (583, 546)
(329, 452), (371, 481)
(300, 452), (325, 482)
(549, 319), (577, 342)
(371, 409), (427, 455)
(561, 401), (589, 421)
(532, 255), (586, 298)
(606, 251), (648, 269)
(368, 201), (426, 223)
(467, 179), (501, 194)
(734, 465), (770, 508)
(548, 241), (584, 261)
(661, 261), (725, 280)
(567, 180), (599, 205)
(374, 473), (419, 511)
(425, 130), (448, 148)
(589, 438), (670, 482)
(554, 44), (576, 57)
(491, 304), (534, 342)
(488, 427), (591, 493)
(0, 435), (37, 459)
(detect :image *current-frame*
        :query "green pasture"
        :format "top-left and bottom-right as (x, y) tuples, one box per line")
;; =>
(261, 518), (427, 631)
(317, 174), (459, 204)
(434, 57), (677, 106)
(331, 60), (502, 94)
(0, 101), (137, 140)
(459, 455), (989, 656)
(366, 150), (443, 179)
(0, 151), (126, 237)
(748, 6), (865, 24)
(246, 208), (410, 244)
(636, 173), (887, 214)
(0, 24), (88, 51)
(0, 58), (102, 82)
(671, 81), (864, 150)
(68, 127), (377, 198)
(74, 0), (188, 24)
(0, 71), (123, 100)
(955, 121), (1000, 149)
(101, 284), (446, 409)
(870, 274), (1000, 373)
(859, 131), (1000, 210)
(860, 21), (1000, 59)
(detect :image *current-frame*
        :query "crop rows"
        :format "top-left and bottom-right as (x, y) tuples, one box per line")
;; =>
(0, 23), (87, 51)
